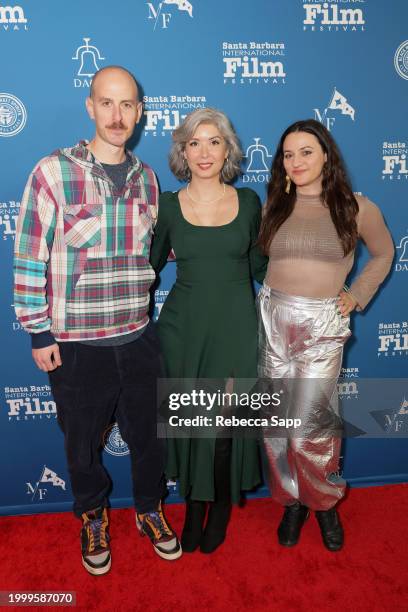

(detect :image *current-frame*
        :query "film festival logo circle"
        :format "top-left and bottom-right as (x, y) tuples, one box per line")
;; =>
(0, 93), (27, 137)
(394, 40), (408, 80)
(103, 423), (129, 457)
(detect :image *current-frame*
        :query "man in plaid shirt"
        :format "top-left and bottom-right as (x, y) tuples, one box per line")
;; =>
(14, 66), (182, 574)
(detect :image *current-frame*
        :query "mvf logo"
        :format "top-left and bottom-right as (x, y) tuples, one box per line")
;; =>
(147, 0), (193, 30)
(313, 88), (355, 131)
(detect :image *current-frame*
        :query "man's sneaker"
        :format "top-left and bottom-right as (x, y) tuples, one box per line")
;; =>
(135, 502), (182, 560)
(81, 507), (111, 575)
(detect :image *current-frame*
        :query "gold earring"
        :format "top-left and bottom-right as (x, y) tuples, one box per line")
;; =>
(285, 175), (291, 194)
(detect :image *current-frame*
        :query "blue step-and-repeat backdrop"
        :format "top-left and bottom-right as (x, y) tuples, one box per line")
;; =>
(1, 1), (407, 515)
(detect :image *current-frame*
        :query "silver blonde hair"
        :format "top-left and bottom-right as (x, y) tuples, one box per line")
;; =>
(169, 107), (243, 182)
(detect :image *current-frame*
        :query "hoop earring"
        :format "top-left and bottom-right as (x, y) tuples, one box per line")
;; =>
(285, 175), (291, 194)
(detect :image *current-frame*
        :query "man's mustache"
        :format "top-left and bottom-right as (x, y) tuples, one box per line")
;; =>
(106, 121), (127, 130)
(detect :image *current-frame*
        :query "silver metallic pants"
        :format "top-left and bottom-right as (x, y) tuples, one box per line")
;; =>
(257, 285), (351, 510)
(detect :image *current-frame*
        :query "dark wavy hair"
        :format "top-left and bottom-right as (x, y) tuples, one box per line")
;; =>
(258, 119), (359, 256)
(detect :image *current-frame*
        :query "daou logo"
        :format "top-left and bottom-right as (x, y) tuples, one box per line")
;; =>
(378, 322), (408, 357)
(147, 0), (193, 30)
(72, 38), (105, 88)
(313, 87), (355, 131)
(222, 41), (286, 85)
(303, 1), (365, 31)
(395, 236), (408, 272)
(0, 5), (28, 30)
(242, 138), (272, 184)
(382, 141), (408, 181)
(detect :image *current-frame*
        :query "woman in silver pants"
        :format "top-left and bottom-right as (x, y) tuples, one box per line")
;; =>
(257, 119), (394, 551)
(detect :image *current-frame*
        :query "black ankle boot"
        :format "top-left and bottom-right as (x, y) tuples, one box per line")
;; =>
(277, 502), (309, 547)
(200, 501), (231, 554)
(315, 508), (344, 552)
(181, 499), (207, 553)
(200, 437), (232, 554)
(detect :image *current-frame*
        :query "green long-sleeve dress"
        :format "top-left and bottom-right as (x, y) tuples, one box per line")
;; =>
(150, 187), (268, 503)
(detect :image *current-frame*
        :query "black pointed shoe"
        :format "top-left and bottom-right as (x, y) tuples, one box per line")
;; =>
(315, 508), (344, 552)
(200, 501), (231, 554)
(181, 499), (207, 553)
(277, 502), (309, 547)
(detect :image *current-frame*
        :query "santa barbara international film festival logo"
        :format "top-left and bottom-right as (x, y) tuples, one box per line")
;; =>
(0, 93), (27, 137)
(382, 140), (408, 182)
(378, 321), (408, 358)
(147, 0), (193, 30)
(313, 87), (355, 131)
(26, 466), (66, 502)
(338, 366), (359, 400)
(103, 423), (129, 457)
(302, 0), (365, 32)
(242, 138), (273, 184)
(4, 384), (57, 421)
(143, 94), (206, 137)
(394, 40), (408, 81)
(0, 4), (28, 31)
(154, 289), (169, 319)
(0, 199), (20, 240)
(72, 38), (105, 88)
(222, 41), (286, 86)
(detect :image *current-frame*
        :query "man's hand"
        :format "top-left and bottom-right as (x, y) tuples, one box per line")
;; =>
(32, 344), (62, 372)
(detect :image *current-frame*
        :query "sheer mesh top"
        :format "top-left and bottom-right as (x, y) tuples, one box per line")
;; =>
(265, 193), (394, 309)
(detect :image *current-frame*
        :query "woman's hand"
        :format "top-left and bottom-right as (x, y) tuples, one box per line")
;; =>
(337, 290), (357, 316)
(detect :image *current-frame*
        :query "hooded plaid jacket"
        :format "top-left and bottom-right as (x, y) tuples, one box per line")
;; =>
(14, 142), (158, 348)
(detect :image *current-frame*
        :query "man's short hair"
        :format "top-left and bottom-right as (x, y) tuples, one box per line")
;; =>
(90, 65), (140, 100)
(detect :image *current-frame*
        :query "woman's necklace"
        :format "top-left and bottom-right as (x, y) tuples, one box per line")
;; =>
(186, 183), (226, 226)
(186, 182), (226, 205)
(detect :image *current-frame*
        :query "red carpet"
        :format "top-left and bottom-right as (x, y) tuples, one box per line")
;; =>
(1, 485), (407, 612)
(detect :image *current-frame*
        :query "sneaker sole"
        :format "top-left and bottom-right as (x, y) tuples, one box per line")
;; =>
(82, 555), (111, 576)
(135, 515), (182, 561)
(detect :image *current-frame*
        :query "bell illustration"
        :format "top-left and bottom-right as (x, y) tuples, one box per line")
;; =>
(72, 38), (105, 78)
(397, 236), (408, 262)
(246, 138), (271, 173)
(78, 50), (100, 77)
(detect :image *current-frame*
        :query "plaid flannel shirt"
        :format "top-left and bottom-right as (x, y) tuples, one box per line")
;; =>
(14, 142), (158, 347)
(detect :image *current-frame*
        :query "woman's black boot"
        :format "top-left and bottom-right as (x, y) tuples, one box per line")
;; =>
(277, 502), (309, 546)
(200, 438), (232, 554)
(315, 507), (344, 551)
(181, 498), (207, 552)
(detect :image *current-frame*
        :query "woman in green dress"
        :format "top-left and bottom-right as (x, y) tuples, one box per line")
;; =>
(150, 108), (268, 553)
